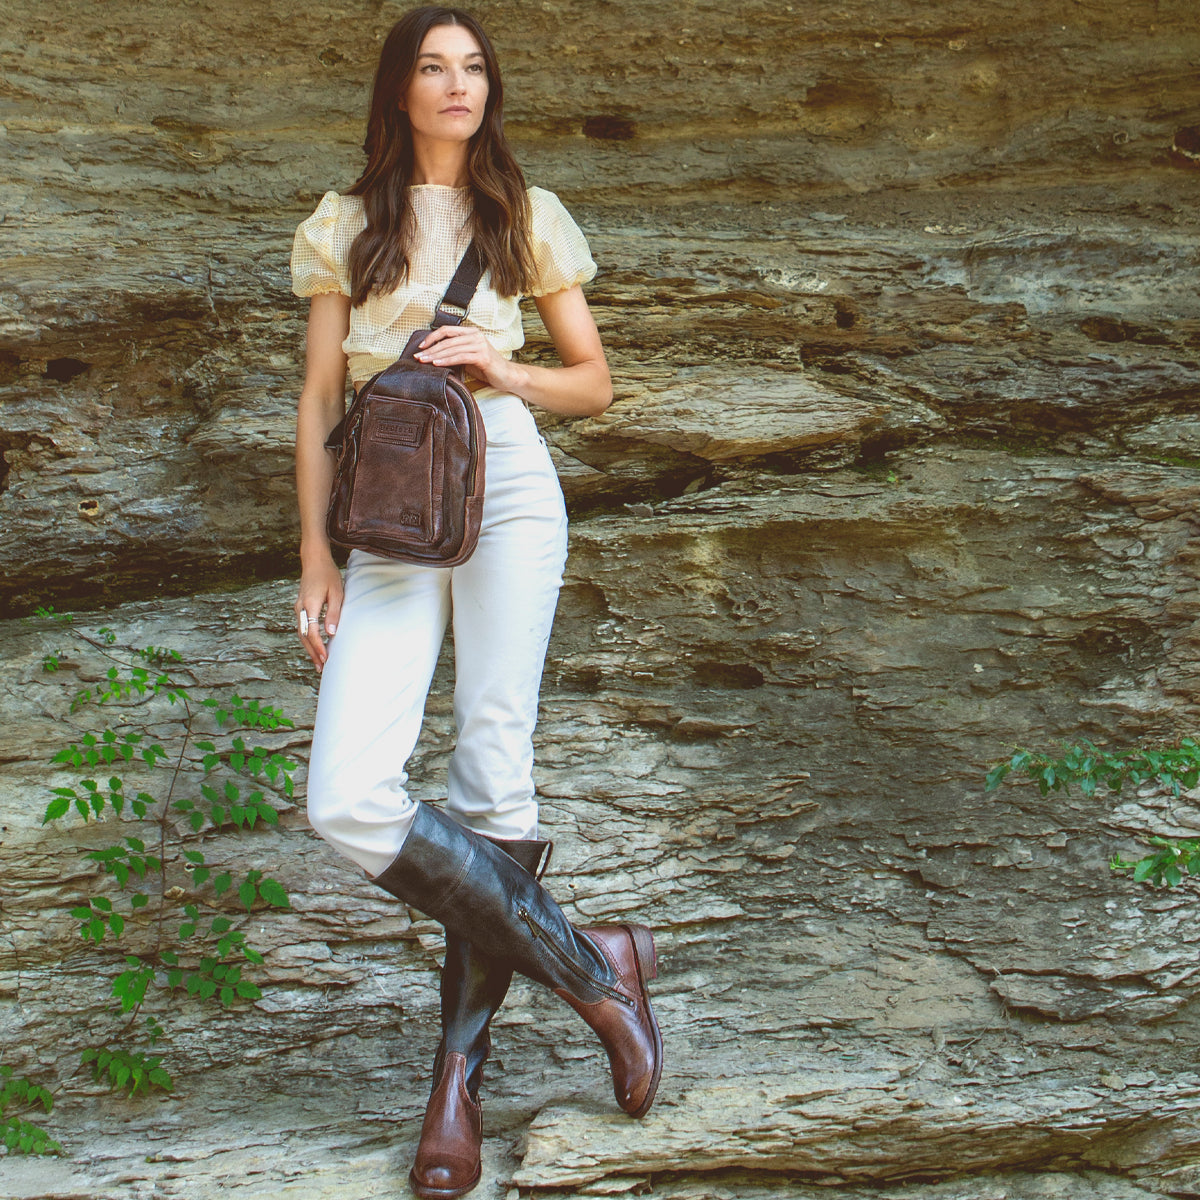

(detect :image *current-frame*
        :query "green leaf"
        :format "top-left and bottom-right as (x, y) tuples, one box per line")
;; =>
(235, 980), (262, 1000)
(91, 896), (112, 913)
(258, 878), (290, 909)
(183, 850), (205, 865)
(1132, 858), (1157, 883)
(42, 797), (70, 823)
(238, 877), (257, 911)
(211, 917), (233, 934)
(213, 873), (232, 896)
(983, 763), (1009, 792)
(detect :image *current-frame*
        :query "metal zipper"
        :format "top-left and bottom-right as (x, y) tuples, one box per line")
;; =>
(518, 907), (633, 1007)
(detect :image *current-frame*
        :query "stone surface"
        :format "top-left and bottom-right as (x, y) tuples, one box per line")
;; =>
(2, 1), (1200, 1197)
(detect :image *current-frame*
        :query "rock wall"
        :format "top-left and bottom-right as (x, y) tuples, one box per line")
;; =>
(2, 2), (1200, 1198)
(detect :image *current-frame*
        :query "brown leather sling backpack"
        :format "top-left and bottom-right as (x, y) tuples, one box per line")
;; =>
(324, 241), (486, 566)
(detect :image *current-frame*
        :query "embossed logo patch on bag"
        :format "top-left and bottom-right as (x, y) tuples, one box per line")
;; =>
(376, 420), (422, 446)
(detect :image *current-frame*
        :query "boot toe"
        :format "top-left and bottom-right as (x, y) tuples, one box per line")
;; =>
(410, 1052), (484, 1199)
(568, 925), (664, 1119)
(410, 1158), (481, 1198)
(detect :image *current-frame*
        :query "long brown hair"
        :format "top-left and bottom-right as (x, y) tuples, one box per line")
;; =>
(346, 6), (536, 305)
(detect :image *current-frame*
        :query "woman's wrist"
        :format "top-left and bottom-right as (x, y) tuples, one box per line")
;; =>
(490, 356), (529, 397)
(300, 540), (337, 570)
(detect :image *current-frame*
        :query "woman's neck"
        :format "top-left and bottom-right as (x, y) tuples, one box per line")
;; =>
(409, 138), (471, 188)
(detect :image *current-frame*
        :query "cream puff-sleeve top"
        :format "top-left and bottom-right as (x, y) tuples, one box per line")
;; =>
(290, 184), (597, 389)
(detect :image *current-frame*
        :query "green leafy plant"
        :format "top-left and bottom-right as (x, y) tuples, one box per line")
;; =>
(17, 612), (300, 1151)
(1, 1065), (61, 1156)
(1110, 837), (1200, 889)
(80, 1047), (173, 1099)
(985, 737), (1200, 888)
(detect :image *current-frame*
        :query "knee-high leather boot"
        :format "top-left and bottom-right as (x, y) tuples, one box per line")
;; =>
(409, 836), (550, 1200)
(373, 803), (662, 1126)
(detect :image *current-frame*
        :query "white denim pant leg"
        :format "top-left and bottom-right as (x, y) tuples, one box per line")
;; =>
(305, 552), (451, 876)
(304, 392), (567, 874)
(446, 402), (568, 840)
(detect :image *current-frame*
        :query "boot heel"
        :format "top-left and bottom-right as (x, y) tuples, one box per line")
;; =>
(628, 925), (658, 981)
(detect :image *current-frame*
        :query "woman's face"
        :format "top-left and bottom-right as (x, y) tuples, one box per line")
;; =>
(401, 23), (489, 146)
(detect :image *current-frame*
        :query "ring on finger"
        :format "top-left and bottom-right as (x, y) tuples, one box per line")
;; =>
(299, 610), (316, 636)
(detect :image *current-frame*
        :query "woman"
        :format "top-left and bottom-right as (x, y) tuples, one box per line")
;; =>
(289, 7), (662, 1198)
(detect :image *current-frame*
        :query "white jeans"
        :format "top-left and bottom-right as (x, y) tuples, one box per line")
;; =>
(306, 393), (569, 877)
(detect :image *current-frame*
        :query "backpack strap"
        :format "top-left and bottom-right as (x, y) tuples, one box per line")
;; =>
(431, 240), (484, 328)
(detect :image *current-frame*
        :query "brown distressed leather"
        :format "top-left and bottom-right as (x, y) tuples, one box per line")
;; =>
(325, 328), (485, 566)
(555, 924), (662, 1118)
(409, 1051), (483, 1200)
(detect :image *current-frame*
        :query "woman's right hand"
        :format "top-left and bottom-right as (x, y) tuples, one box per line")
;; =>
(296, 555), (344, 672)
(294, 292), (352, 674)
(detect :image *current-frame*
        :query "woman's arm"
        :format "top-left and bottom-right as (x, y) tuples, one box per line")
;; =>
(413, 284), (612, 417)
(294, 291), (352, 671)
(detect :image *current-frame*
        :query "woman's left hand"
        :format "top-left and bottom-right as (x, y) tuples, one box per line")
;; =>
(415, 326), (516, 392)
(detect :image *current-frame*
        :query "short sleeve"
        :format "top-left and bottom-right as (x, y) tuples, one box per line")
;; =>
(527, 187), (598, 297)
(290, 190), (353, 299)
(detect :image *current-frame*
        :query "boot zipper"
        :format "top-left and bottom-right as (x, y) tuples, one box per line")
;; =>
(518, 907), (634, 1007)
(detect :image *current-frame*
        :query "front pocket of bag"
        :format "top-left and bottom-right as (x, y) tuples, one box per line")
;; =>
(347, 399), (446, 545)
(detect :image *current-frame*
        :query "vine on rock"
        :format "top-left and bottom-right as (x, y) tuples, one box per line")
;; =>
(985, 737), (1200, 888)
(7, 608), (298, 1156)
